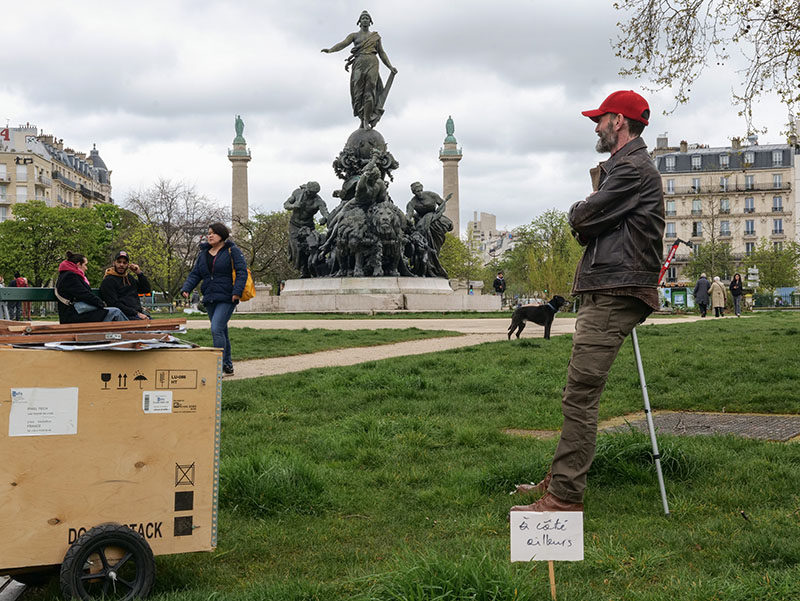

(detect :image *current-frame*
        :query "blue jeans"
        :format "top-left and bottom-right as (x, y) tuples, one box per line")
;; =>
(206, 301), (236, 369)
(103, 307), (129, 321)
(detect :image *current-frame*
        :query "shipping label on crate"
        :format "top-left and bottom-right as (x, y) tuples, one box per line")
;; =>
(142, 390), (173, 414)
(8, 387), (78, 437)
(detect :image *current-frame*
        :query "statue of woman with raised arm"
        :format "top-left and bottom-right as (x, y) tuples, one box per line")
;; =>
(321, 10), (398, 130)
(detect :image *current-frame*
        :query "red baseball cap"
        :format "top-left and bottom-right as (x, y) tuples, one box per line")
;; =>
(582, 90), (650, 125)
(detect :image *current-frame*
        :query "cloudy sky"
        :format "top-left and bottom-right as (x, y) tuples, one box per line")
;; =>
(1, 0), (790, 235)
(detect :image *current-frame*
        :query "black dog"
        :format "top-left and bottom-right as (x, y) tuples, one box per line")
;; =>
(507, 295), (567, 340)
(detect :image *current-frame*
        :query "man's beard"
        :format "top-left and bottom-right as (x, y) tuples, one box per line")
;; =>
(595, 122), (617, 153)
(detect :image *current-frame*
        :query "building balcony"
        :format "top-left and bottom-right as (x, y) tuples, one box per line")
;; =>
(744, 208), (755, 214)
(0, 173), (10, 182)
(53, 171), (77, 190)
(665, 232), (677, 239)
(719, 209), (730, 214)
(719, 231), (732, 237)
(691, 210), (702, 216)
(772, 230), (785, 236)
(772, 206), (784, 212)
(744, 231), (757, 237)
(666, 182), (791, 195)
(79, 184), (94, 198)
(666, 210), (677, 216)
(35, 174), (52, 187)
(93, 190), (106, 201)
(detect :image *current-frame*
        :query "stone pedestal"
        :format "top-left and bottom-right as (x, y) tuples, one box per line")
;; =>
(279, 277), (500, 312)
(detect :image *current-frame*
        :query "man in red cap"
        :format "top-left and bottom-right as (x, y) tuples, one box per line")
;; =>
(511, 90), (665, 514)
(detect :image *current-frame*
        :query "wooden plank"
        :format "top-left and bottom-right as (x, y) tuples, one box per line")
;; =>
(0, 332), (180, 345)
(0, 347), (221, 570)
(8, 319), (186, 335)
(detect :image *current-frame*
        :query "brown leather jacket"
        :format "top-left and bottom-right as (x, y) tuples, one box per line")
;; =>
(569, 137), (665, 293)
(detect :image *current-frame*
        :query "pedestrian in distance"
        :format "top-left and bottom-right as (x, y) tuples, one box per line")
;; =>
(13, 273), (30, 320)
(181, 222), (248, 376)
(493, 271), (506, 298)
(729, 273), (743, 317)
(510, 90), (664, 515)
(709, 276), (727, 317)
(693, 273), (711, 318)
(100, 250), (152, 320)
(55, 252), (128, 324)
(0, 275), (9, 321)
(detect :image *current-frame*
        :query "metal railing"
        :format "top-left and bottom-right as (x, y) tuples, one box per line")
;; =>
(665, 182), (792, 195)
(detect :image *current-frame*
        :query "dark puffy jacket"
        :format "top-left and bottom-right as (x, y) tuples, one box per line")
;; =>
(100, 270), (152, 318)
(693, 277), (711, 304)
(181, 240), (247, 304)
(56, 271), (107, 324)
(569, 137), (665, 292)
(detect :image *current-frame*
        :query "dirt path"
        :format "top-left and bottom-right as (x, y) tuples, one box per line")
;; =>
(218, 315), (703, 380)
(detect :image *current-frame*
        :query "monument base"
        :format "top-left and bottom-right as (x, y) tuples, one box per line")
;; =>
(278, 277), (500, 312)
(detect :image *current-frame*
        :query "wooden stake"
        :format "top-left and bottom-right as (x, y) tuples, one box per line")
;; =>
(548, 560), (556, 600)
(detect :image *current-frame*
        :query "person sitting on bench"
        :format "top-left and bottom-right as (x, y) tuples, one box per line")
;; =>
(55, 251), (128, 324)
(100, 250), (152, 320)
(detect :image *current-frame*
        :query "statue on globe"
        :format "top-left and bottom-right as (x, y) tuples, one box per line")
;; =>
(321, 10), (398, 130)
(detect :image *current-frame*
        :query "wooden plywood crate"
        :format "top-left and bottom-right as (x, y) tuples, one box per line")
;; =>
(0, 347), (222, 571)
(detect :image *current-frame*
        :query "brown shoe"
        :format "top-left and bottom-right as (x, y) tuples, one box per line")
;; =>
(510, 492), (583, 513)
(511, 472), (551, 496)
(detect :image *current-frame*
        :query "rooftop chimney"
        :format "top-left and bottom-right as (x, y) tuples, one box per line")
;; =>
(679, 140), (688, 153)
(731, 137), (741, 150)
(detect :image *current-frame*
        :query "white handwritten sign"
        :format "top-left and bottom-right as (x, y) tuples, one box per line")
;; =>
(510, 512), (584, 562)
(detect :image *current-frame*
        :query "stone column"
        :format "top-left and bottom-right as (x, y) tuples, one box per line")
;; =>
(439, 115), (462, 237)
(228, 115), (251, 234)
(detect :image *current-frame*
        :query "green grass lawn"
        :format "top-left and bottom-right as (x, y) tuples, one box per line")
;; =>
(23, 313), (800, 600)
(176, 327), (463, 361)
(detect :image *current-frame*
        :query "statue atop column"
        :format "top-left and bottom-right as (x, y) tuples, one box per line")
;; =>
(321, 10), (398, 130)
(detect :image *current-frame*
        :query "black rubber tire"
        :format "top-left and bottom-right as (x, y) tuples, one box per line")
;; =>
(59, 523), (155, 600)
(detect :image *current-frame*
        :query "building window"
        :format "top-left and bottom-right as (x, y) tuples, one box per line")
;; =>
(691, 155), (702, 170)
(773, 173), (782, 189)
(745, 219), (755, 235)
(773, 219), (783, 235)
(0, 164), (7, 180)
(744, 197), (755, 213)
(692, 199), (702, 215)
(773, 196), (783, 212)
(720, 221), (730, 236)
(0, 185), (6, 202)
(666, 266), (677, 282)
(665, 156), (676, 171)
(719, 198), (730, 214)
(692, 221), (703, 237)
(691, 177), (701, 193)
(744, 174), (754, 190)
(16, 164), (28, 182)
(15, 185), (27, 202)
(666, 200), (676, 216)
(666, 179), (675, 194)
(719, 176), (728, 192)
(774, 241), (783, 251)
(666, 222), (676, 237)
(745, 242), (755, 256)
(719, 153), (729, 169)
(744, 151), (755, 165)
(772, 150), (783, 166)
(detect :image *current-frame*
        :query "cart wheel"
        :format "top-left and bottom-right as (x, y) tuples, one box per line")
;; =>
(59, 524), (155, 600)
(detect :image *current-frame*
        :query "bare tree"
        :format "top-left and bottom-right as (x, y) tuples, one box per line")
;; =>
(614, 0), (800, 133)
(234, 210), (299, 290)
(122, 179), (228, 297)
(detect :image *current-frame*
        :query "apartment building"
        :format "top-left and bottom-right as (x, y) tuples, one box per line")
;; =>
(465, 211), (519, 264)
(0, 123), (112, 221)
(652, 134), (799, 283)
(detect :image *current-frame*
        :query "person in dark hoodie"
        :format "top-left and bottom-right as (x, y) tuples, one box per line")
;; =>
(100, 250), (152, 320)
(181, 222), (247, 376)
(55, 251), (128, 324)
